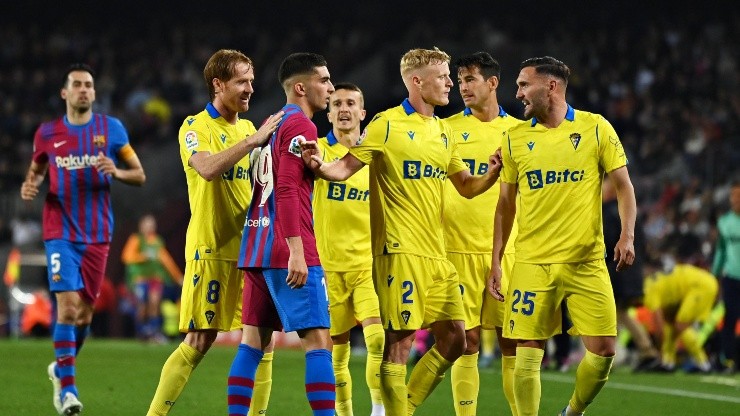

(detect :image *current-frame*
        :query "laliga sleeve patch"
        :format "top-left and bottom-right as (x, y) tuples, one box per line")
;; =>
(184, 131), (199, 151)
(288, 135), (304, 157)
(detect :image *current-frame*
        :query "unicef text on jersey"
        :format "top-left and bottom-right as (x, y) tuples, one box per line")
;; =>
(525, 169), (585, 190)
(245, 217), (271, 228)
(403, 160), (448, 180)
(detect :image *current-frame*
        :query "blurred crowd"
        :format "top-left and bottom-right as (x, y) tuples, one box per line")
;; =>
(0, 5), (738, 346)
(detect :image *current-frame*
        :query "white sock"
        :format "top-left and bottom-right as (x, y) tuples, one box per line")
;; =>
(371, 402), (385, 416)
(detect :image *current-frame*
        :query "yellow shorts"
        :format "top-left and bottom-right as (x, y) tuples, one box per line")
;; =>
(326, 269), (381, 336)
(503, 259), (617, 340)
(675, 281), (718, 324)
(447, 252), (490, 330)
(374, 254), (465, 331)
(179, 259), (243, 332)
(482, 253), (514, 330)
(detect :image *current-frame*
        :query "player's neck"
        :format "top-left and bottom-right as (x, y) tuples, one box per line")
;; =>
(537, 99), (568, 128)
(333, 128), (360, 148)
(408, 95), (435, 117)
(470, 99), (499, 122)
(287, 98), (314, 119)
(211, 101), (238, 124)
(66, 108), (93, 125)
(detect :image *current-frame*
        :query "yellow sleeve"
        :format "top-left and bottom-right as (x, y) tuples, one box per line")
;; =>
(500, 134), (517, 184)
(179, 117), (212, 165)
(349, 113), (386, 165)
(446, 127), (468, 176)
(597, 116), (628, 173)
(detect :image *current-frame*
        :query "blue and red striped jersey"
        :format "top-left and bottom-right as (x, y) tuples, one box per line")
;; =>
(238, 104), (321, 269)
(32, 114), (131, 243)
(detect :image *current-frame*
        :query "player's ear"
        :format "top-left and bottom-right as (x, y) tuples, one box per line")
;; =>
(294, 81), (307, 97)
(488, 76), (499, 90)
(60, 88), (67, 100)
(212, 78), (222, 95)
(360, 109), (367, 121)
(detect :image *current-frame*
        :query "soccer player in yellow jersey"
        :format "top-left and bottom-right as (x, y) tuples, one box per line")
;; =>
(643, 260), (717, 373)
(146, 49), (283, 416)
(488, 56), (637, 416)
(312, 82), (385, 416)
(301, 47), (503, 416)
(443, 52), (521, 416)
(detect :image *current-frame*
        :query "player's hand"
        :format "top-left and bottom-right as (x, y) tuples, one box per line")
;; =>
(488, 148), (503, 175)
(613, 236), (635, 271)
(20, 180), (39, 201)
(287, 253), (308, 289)
(96, 151), (118, 178)
(298, 138), (323, 170)
(249, 110), (285, 147)
(487, 263), (505, 302)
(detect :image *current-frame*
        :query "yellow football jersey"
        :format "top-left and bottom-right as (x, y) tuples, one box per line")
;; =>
(443, 107), (522, 254)
(313, 131), (372, 271)
(179, 103), (256, 261)
(643, 264), (717, 311)
(349, 99), (468, 259)
(501, 105), (627, 263)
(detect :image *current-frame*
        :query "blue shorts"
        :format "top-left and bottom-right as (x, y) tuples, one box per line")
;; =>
(243, 266), (329, 332)
(44, 239), (109, 304)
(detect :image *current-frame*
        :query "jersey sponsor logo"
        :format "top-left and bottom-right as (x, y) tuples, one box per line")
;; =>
(53, 140), (67, 148)
(93, 135), (106, 147)
(527, 141), (535, 150)
(245, 216), (271, 228)
(184, 130), (198, 151)
(407, 131), (415, 140)
(187, 117), (195, 125)
(288, 135), (304, 157)
(461, 132), (470, 141)
(525, 168), (585, 190)
(221, 165), (250, 181)
(387, 274), (394, 287)
(54, 153), (100, 170)
(403, 160), (447, 180)
(569, 133), (581, 150)
(192, 274), (200, 286)
(220, 133), (227, 143)
(462, 158), (490, 176)
(441, 133), (448, 148)
(326, 182), (369, 202)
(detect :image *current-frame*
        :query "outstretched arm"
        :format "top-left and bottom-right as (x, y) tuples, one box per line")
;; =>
(188, 111), (283, 181)
(300, 139), (365, 181)
(448, 149), (502, 199)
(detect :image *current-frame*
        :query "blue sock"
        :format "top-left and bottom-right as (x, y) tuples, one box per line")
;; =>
(75, 325), (90, 355)
(54, 323), (78, 398)
(227, 344), (264, 416)
(305, 349), (335, 416)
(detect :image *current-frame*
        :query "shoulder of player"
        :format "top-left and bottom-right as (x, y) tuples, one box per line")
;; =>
(442, 110), (467, 124)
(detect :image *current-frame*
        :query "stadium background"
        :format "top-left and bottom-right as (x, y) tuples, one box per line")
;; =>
(0, 1), (738, 340)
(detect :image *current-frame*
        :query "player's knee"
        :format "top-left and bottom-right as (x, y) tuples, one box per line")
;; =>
(364, 330), (385, 354)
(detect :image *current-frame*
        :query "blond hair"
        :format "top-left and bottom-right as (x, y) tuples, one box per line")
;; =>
(400, 47), (451, 76)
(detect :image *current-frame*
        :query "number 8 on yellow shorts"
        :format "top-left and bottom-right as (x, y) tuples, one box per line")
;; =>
(374, 253), (465, 330)
(503, 259), (617, 340)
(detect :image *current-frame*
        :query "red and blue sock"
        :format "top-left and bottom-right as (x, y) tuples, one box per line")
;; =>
(54, 323), (78, 398)
(305, 349), (335, 416)
(227, 343), (264, 416)
(75, 325), (90, 355)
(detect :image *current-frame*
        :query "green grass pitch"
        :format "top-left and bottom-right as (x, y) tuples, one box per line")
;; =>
(1, 338), (738, 415)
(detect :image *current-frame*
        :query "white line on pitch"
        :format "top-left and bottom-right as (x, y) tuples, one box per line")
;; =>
(541, 373), (740, 404)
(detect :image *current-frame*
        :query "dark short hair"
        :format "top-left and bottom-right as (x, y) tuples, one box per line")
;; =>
(455, 52), (501, 80)
(278, 53), (327, 86)
(333, 82), (362, 95)
(520, 56), (571, 84)
(63, 63), (95, 87)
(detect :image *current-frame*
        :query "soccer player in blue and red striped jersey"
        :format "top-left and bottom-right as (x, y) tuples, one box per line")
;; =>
(21, 63), (146, 415)
(228, 53), (335, 416)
